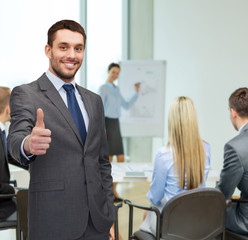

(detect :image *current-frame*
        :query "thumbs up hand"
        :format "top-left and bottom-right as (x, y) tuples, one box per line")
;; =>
(24, 108), (52, 156)
(35, 108), (45, 129)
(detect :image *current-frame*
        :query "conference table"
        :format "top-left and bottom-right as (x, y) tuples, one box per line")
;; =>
(9, 162), (220, 187)
(111, 162), (220, 183)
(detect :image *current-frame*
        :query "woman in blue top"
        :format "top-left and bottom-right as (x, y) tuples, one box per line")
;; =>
(140, 96), (211, 236)
(99, 63), (140, 201)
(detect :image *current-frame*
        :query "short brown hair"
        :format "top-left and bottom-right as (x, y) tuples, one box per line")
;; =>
(229, 88), (248, 117)
(0, 87), (10, 114)
(108, 63), (120, 71)
(47, 19), (87, 48)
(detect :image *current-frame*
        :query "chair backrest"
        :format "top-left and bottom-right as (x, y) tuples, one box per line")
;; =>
(0, 193), (18, 240)
(226, 230), (248, 240)
(16, 189), (28, 239)
(160, 188), (226, 240)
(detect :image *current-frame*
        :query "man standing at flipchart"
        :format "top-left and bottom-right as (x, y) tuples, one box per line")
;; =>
(8, 20), (116, 240)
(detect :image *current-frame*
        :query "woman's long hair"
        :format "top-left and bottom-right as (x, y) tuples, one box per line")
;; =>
(168, 96), (205, 190)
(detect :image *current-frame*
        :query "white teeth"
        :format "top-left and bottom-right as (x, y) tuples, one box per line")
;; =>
(64, 63), (75, 68)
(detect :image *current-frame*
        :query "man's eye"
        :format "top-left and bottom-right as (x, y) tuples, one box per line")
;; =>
(75, 47), (82, 51)
(60, 46), (67, 50)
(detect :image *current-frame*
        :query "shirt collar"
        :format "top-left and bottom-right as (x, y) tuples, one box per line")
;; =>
(0, 122), (5, 131)
(46, 70), (76, 91)
(239, 122), (248, 134)
(106, 82), (115, 88)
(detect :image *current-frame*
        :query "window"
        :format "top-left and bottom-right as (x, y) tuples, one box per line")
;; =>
(86, 0), (122, 93)
(0, 0), (80, 89)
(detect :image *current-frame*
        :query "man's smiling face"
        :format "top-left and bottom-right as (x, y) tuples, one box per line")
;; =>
(45, 29), (85, 83)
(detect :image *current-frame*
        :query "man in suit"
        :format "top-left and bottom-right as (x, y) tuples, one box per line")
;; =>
(8, 20), (115, 240)
(0, 87), (16, 220)
(217, 87), (248, 235)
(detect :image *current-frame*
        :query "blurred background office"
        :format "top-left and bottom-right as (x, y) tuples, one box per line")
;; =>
(1, 0), (248, 238)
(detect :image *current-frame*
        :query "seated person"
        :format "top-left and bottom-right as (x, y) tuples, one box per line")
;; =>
(217, 87), (248, 235)
(139, 96), (210, 236)
(0, 87), (28, 221)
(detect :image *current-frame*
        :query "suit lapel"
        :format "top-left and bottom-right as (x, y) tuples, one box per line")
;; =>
(37, 74), (84, 147)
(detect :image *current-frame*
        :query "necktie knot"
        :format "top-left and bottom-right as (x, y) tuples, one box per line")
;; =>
(63, 84), (74, 93)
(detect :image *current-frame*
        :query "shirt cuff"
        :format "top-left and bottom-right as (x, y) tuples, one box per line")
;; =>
(21, 136), (33, 160)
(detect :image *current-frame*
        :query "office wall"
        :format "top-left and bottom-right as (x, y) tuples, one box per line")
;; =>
(154, 0), (248, 171)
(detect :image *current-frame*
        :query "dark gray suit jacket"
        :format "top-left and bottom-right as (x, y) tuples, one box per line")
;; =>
(8, 74), (115, 240)
(0, 128), (28, 220)
(0, 130), (16, 220)
(217, 123), (248, 235)
(0, 130), (14, 194)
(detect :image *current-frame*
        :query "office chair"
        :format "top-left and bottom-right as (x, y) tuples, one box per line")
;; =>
(125, 188), (226, 240)
(0, 194), (18, 240)
(225, 198), (248, 240)
(0, 179), (19, 240)
(16, 189), (28, 240)
(9, 180), (17, 187)
(114, 202), (123, 240)
(226, 231), (248, 240)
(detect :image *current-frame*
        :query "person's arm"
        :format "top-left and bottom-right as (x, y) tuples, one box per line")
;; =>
(8, 152), (29, 170)
(216, 143), (243, 199)
(203, 142), (211, 183)
(119, 89), (138, 110)
(146, 149), (169, 205)
(0, 182), (15, 194)
(98, 85), (107, 108)
(8, 86), (51, 165)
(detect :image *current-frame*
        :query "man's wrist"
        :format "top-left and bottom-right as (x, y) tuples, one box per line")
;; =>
(21, 136), (33, 160)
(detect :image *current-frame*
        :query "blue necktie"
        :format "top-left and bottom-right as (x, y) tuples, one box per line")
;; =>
(63, 84), (87, 144)
(2, 130), (7, 155)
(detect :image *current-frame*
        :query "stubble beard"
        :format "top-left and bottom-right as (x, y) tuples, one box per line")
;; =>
(52, 64), (78, 82)
(50, 52), (82, 82)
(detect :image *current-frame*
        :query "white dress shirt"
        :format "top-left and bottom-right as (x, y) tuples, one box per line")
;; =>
(0, 122), (5, 132)
(46, 70), (89, 130)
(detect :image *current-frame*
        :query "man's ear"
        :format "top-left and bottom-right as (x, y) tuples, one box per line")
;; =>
(3, 105), (10, 122)
(231, 108), (237, 118)
(6, 105), (10, 114)
(45, 44), (51, 59)
(5, 105), (10, 118)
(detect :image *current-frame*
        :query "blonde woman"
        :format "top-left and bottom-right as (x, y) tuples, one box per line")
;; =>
(140, 96), (210, 236)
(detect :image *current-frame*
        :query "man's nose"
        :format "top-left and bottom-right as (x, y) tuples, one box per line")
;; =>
(67, 48), (76, 58)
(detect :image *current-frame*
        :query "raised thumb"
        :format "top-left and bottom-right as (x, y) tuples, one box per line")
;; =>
(35, 108), (45, 128)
